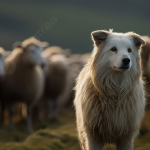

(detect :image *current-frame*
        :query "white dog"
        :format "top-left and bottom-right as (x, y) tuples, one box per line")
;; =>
(74, 30), (146, 150)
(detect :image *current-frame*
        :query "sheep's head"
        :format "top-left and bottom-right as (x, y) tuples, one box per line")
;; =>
(13, 37), (49, 68)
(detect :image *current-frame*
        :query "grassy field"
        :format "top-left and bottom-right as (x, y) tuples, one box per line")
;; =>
(0, 108), (150, 150)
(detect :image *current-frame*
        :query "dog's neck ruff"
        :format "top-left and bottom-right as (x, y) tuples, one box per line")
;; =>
(92, 66), (139, 105)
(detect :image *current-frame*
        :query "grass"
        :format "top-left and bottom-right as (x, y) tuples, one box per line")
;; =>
(0, 108), (150, 150)
(0, 109), (81, 150)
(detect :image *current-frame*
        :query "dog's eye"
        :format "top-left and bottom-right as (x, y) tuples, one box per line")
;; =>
(111, 47), (117, 52)
(128, 48), (132, 53)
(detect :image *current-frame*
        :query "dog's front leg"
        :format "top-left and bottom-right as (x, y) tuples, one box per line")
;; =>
(116, 133), (134, 150)
(85, 130), (104, 150)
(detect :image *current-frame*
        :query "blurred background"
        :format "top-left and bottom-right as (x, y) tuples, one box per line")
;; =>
(0, 0), (150, 53)
(0, 1), (150, 150)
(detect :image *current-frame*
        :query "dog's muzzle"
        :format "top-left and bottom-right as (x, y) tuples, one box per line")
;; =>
(119, 58), (130, 70)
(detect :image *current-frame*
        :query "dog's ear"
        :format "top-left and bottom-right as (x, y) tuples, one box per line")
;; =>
(128, 32), (145, 48)
(91, 30), (109, 47)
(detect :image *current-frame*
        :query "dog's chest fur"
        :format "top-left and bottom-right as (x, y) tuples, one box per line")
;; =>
(92, 100), (136, 143)
(83, 79), (145, 143)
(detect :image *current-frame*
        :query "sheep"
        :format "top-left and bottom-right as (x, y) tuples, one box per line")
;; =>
(1, 37), (48, 131)
(42, 46), (70, 59)
(0, 47), (10, 123)
(66, 53), (91, 107)
(141, 36), (150, 106)
(42, 49), (71, 119)
(68, 53), (90, 78)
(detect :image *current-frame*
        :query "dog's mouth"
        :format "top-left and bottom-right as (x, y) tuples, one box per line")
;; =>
(114, 66), (129, 71)
(119, 66), (129, 70)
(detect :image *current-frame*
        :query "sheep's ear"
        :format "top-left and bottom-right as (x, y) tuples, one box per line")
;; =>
(64, 48), (71, 57)
(40, 42), (49, 48)
(91, 30), (109, 47)
(12, 41), (23, 49)
(128, 32), (145, 48)
(4, 51), (11, 58)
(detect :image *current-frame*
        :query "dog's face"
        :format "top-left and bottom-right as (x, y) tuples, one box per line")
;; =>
(92, 30), (145, 72)
(103, 34), (134, 71)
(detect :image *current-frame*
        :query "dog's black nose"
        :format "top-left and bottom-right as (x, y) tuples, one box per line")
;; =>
(122, 58), (130, 65)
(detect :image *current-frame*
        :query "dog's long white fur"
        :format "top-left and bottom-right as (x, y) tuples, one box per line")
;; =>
(74, 30), (146, 150)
